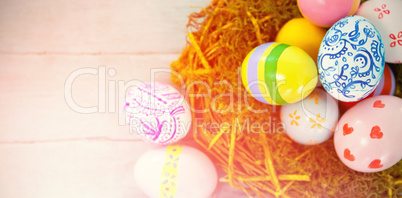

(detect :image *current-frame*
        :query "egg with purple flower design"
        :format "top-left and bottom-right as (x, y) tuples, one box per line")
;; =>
(318, 15), (385, 102)
(125, 82), (191, 145)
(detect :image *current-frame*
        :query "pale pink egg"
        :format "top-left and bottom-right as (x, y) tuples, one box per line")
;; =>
(356, 0), (402, 63)
(334, 95), (402, 172)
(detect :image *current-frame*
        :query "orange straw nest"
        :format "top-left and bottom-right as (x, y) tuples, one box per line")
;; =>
(170, 0), (402, 197)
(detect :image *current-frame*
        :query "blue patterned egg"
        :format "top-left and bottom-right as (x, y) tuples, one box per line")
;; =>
(318, 15), (385, 102)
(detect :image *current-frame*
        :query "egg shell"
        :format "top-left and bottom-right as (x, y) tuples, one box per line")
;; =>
(356, 0), (402, 63)
(298, 0), (361, 27)
(334, 95), (402, 173)
(318, 15), (385, 102)
(276, 18), (327, 63)
(134, 145), (218, 198)
(281, 88), (339, 145)
(338, 63), (395, 111)
(125, 82), (191, 145)
(241, 42), (318, 105)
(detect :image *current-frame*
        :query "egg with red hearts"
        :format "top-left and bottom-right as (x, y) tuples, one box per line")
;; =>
(334, 95), (402, 172)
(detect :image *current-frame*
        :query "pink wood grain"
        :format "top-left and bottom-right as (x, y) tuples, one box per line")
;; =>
(0, 0), (248, 197)
(0, 0), (208, 54)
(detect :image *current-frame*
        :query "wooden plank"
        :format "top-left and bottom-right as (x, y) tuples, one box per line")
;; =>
(0, 0), (209, 53)
(0, 54), (178, 141)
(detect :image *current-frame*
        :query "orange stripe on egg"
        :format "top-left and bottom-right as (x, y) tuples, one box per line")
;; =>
(380, 64), (393, 95)
(348, 0), (361, 16)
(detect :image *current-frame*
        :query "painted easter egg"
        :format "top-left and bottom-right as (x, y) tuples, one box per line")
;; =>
(125, 82), (191, 145)
(298, 0), (361, 27)
(276, 18), (327, 63)
(281, 88), (339, 145)
(318, 15), (385, 102)
(334, 95), (402, 172)
(241, 42), (318, 105)
(356, 0), (402, 63)
(339, 64), (395, 111)
(134, 145), (218, 198)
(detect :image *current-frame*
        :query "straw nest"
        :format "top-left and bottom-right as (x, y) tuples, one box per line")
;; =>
(171, 0), (402, 197)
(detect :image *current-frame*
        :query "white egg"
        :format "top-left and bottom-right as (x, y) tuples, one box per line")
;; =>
(125, 82), (191, 145)
(281, 89), (339, 145)
(134, 145), (218, 198)
(357, 0), (402, 63)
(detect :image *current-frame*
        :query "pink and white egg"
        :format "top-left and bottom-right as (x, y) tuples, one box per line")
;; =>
(125, 82), (191, 145)
(356, 0), (402, 63)
(334, 95), (402, 172)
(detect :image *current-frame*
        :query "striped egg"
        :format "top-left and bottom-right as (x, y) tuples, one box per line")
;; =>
(241, 42), (318, 105)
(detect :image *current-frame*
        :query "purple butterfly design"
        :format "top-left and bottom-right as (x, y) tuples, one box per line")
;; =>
(140, 118), (167, 141)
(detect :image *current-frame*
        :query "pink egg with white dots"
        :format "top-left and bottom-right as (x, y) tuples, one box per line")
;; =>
(125, 82), (191, 145)
(334, 95), (402, 172)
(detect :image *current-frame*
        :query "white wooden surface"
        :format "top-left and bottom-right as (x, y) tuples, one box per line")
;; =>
(0, 0), (247, 197)
(0, 0), (203, 54)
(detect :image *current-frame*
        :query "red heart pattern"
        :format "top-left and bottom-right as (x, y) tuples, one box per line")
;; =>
(343, 123), (354, 136)
(370, 125), (383, 139)
(373, 100), (385, 108)
(368, 159), (383, 169)
(344, 148), (355, 161)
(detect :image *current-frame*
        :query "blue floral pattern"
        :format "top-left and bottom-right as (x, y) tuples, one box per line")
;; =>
(318, 16), (385, 102)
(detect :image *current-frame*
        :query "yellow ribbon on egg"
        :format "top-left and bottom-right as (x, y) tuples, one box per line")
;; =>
(160, 145), (183, 198)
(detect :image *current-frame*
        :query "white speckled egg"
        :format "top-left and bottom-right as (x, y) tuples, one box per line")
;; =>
(356, 0), (402, 63)
(125, 82), (191, 145)
(318, 15), (385, 102)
